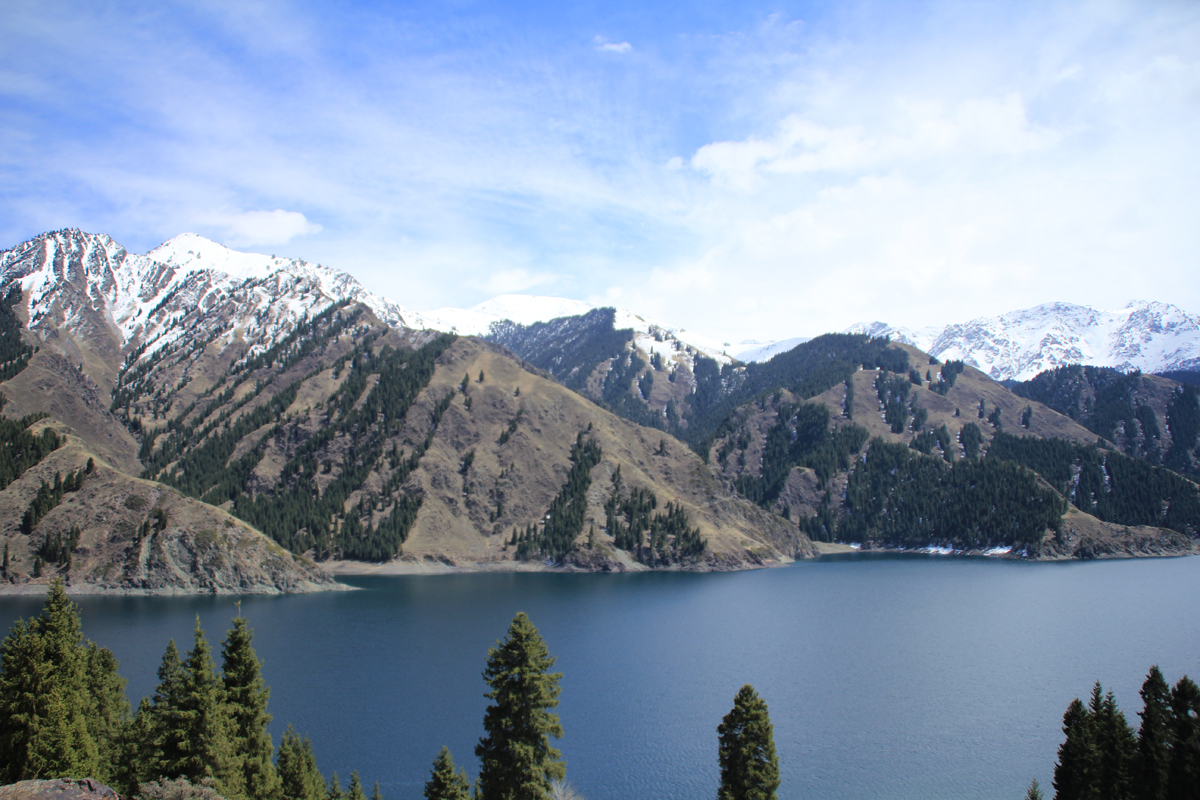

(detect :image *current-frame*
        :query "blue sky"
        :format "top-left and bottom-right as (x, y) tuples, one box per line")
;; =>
(2, 0), (1198, 340)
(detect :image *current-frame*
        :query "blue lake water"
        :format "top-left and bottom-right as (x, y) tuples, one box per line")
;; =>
(3, 554), (1199, 800)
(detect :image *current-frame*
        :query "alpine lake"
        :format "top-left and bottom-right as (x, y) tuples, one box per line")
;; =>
(3, 553), (1199, 800)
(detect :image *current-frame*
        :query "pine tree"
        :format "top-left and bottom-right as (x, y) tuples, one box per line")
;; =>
(716, 685), (780, 800)
(222, 613), (280, 800)
(1138, 666), (1174, 800)
(0, 578), (99, 782)
(277, 725), (326, 800)
(328, 772), (345, 800)
(424, 747), (470, 800)
(1054, 698), (1099, 800)
(1090, 683), (1136, 800)
(348, 771), (367, 800)
(1026, 779), (1044, 800)
(175, 618), (236, 794)
(371, 782), (382, 800)
(84, 642), (131, 785)
(1167, 676), (1200, 800)
(475, 612), (565, 800)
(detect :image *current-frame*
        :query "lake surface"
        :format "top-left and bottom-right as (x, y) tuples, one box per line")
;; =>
(3, 554), (1199, 800)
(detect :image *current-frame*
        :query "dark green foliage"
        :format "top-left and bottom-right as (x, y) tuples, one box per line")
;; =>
(0, 285), (34, 381)
(717, 685), (780, 800)
(931, 360), (964, 395)
(874, 373), (910, 433)
(604, 467), (706, 564)
(475, 612), (565, 800)
(1138, 666), (1173, 800)
(959, 423), (983, 459)
(1026, 779), (1044, 800)
(0, 414), (62, 492)
(233, 336), (455, 560)
(838, 439), (1064, 549)
(1054, 698), (1099, 800)
(909, 369), (922, 386)
(498, 410), (523, 445)
(348, 772), (366, 800)
(423, 747), (470, 800)
(1021, 405), (1033, 428)
(0, 579), (107, 783)
(1012, 365), (1176, 463)
(1167, 676), (1200, 800)
(987, 406), (1003, 430)
(910, 403), (928, 432)
(1051, 670), (1200, 800)
(986, 432), (1200, 535)
(688, 335), (906, 455)
(278, 726), (326, 800)
(732, 402), (868, 506)
(843, 379), (854, 419)
(173, 619), (235, 792)
(487, 308), (633, 391)
(21, 468), (88, 535)
(516, 434), (601, 562)
(222, 615), (279, 800)
(1164, 384), (1199, 476)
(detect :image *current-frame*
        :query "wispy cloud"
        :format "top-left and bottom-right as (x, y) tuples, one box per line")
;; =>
(1, 0), (1197, 341)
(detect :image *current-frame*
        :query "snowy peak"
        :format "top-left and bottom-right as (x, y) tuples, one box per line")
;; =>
(147, 233), (292, 282)
(849, 301), (1200, 381)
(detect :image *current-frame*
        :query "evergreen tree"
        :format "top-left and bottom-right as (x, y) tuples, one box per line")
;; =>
(0, 578), (100, 782)
(328, 772), (345, 800)
(716, 685), (780, 800)
(142, 638), (187, 784)
(84, 642), (131, 785)
(348, 771), (367, 800)
(175, 618), (236, 795)
(1138, 666), (1174, 800)
(1026, 779), (1044, 800)
(222, 613), (280, 800)
(475, 612), (565, 800)
(424, 747), (469, 800)
(277, 725), (326, 800)
(1167, 676), (1200, 800)
(1054, 698), (1099, 800)
(1089, 683), (1136, 800)
(371, 782), (382, 800)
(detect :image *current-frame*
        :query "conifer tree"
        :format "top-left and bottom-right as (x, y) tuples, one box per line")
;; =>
(424, 747), (469, 800)
(371, 782), (382, 800)
(475, 612), (565, 800)
(0, 578), (100, 782)
(1025, 779), (1044, 800)
(277, 725), (326, 800)
(84, 642), (131, 785)
(1090, 683), (1136, 800)
(1054, 698), (1098, 800)
(1167, 676), (1200, 800)
(175, 618), (236, 795)
(348, 771), (367, 800)
(716, 685), (780, 800)
(328, 772), (345, 800)
(144, 638), (187, 782)
(222, 613), (280, 800)
(1138, 666), (1174, 800)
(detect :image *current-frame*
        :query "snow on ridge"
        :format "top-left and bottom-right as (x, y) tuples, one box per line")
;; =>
(845, 300), (1200, 381)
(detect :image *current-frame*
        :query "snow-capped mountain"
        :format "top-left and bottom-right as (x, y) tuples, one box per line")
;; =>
(421, 295), (737, 366)
(847, 301), (1200, 381)
(0, 229), (429, 391)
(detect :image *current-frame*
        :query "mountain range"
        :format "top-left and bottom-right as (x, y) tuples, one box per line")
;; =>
(1, 229), (1198, 594)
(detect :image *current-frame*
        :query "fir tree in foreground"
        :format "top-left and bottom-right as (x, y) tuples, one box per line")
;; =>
(717, 685), (780, 800)
(424, 746), (470, 800)
(475, 612), (565, 800)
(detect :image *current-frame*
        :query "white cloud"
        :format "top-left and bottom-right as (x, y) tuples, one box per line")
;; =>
(212, 210), (322, 247)
(593, 35), (632, 53)
(477, 268), (556, 294)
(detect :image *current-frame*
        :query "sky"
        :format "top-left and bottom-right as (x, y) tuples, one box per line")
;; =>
(1, 0), (1198, 342)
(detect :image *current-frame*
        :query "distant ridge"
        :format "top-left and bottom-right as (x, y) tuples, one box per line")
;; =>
(846, 301), (1200, 381)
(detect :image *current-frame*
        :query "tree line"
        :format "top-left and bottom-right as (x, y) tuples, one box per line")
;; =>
(0, 584), (782, 800)
(1048, 665), (1198, 800)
